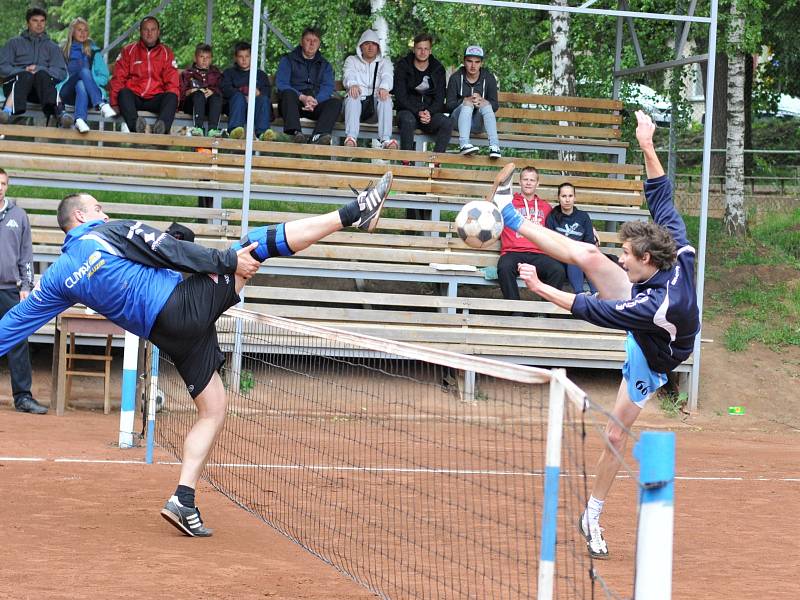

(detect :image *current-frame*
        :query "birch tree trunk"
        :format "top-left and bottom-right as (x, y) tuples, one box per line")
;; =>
(724, 0), (747, 236)
(550, 0), (576, 163)
(371, 0), (388, 54)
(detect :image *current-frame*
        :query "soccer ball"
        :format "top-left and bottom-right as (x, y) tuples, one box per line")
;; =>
(455, 200), (504, 249)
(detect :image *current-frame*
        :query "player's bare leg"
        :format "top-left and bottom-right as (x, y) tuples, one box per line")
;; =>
(489, 163), (631, 300)
(579, 380), (643, 559)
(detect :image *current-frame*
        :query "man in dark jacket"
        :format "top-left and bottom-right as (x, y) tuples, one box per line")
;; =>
(275, 27), (342, 145)
(109, 17), (180, 135)
(393, 33), (453, 154)
(221, 41), (271, 140)
(0, 168), (46, 414)
(0, 7), (69, 127)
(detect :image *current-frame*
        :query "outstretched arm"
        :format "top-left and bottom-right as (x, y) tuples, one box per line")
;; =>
(518, 264), (576, 312)
(635, 110), (665, 179)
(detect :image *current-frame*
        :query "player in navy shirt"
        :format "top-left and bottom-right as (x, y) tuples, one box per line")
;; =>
(490, 111), (699, 560)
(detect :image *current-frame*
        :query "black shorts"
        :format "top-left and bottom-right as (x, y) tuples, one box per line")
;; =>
(149, 273), (239, 398)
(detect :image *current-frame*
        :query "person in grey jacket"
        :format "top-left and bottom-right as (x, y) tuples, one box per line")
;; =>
(0, 168), (46, 414)
(0, 7), (69, 127)
(445, 45), (501, 159)
(342, 29), (395, 149)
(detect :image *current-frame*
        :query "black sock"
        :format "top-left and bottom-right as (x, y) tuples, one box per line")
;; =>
(175, 484), (196, 508)
(338, 200), (360, 227)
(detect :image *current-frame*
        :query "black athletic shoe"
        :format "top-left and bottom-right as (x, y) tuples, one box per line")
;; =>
(352, 171), (393, 232)
(135, 116), (147, 133)
(161, 496), (213, 537)
(311, 132), (331, 145)
(59, 112), (74, 128)
(152, 119), (166, 135)
(0, 110), (10, 124)
(14, 395), (48, 414)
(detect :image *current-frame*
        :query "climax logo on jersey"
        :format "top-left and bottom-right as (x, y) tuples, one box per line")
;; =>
(4, 219), (19, 228)
(65, 251), (105, 288)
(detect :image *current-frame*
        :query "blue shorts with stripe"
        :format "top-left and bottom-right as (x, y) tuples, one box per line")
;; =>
(622, 332), (668, 408)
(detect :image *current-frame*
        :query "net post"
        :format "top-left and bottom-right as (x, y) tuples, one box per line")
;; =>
(537, 369), (566, 600)
(145, 345), (160, 464)
(118, 332), (139, 448)
(633, 431), (675, 600)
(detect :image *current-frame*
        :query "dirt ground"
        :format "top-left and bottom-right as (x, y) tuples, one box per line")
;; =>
(1, 331), (798, 599)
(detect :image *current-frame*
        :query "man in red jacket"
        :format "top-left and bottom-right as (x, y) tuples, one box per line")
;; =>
(109, 17), (179, 135)
(497, 165), (567, 300)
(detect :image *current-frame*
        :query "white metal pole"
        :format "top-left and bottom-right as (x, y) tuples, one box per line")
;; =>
(103, 0), (113, 55)
(689, 0), (718, 411)
(118, 331), (138, 448)
(537, 369), (565, 600)
(633, 431), (676, 600)
(145, 345), (159, 464)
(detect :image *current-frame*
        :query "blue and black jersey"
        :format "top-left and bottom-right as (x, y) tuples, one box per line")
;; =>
(571, 176), (700, 373)
(0, 219), (238, 357)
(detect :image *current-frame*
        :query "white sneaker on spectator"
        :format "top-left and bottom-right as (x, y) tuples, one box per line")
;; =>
(74, 118), (90, 134)
(488, 145), (502, 159)
(99, 103), (117, 119)
(459, 143), (479, 156)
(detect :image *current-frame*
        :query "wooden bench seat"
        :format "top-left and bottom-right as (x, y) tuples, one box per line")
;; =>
(0, 125), (645, 221)
(6, 90), (626, 160)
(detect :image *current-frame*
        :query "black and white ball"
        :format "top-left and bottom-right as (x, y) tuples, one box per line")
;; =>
(455, 200), (504, 249)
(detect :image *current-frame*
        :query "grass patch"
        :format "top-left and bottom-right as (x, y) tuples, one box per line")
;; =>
(659, 390), (688, 417)
(698, 210), (800, 352)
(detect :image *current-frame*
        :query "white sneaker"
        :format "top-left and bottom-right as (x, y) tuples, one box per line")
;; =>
(120, 122), (130, 133)
(488, 145), (502, 159)
(459, 143), (479, 156)
(579, 513), (609, 560)
(99, 103), (116, 119)
(74, 118), (90, 134)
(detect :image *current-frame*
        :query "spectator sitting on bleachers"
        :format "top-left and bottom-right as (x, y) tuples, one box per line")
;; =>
(497, 165), (567, 300)
(342, 28), (395, 149)
(181, 43), (224, 137)
(445, 45), (501, 159)
(393, 33), (453, 154)
(546, 182), (597, 294)
(276, 27), (342, 145)
(57, 18), (116, 134)
(0, 8), (68, 127)
(109, 16), (179, 135)
(221, 42), (272, 141)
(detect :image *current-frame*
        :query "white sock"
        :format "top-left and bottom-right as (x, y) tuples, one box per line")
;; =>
(585, 495), (605, 528)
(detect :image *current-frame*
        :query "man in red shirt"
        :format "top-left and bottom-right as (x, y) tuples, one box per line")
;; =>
(497, 165), (567, 300)
(109, 17), (179, 135)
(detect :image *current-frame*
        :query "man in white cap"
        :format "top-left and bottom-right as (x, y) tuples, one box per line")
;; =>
(445, 45), (501, 159)
(342, 29), (395, 149)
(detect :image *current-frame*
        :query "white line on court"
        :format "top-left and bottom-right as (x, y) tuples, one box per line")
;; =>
(1, 455), (798, 482)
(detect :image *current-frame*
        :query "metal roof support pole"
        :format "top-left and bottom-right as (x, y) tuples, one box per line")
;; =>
(205, 0), (213, 45)
(104, 0), (113, 59)
(689, 0), (718, 411)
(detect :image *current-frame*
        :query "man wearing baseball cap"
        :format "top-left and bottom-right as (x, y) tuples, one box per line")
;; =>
(445, 45), (501, 159)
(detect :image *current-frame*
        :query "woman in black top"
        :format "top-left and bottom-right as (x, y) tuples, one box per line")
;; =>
(545, 182), (597, 293)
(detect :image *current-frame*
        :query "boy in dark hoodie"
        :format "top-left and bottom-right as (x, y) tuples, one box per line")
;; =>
(445, 45), (501, 159)
(393, 33), (453, 154)
(180, 43), (224, 137)
(221, 41), (272, 140)
(275, 27), (342, 145)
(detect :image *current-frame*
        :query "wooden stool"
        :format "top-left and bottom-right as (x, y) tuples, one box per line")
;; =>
(51, 311), (125, 416)
(65, 333), (114, 414)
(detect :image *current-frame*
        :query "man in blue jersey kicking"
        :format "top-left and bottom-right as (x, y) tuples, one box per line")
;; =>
(490, 111), (699, 560)
(0, 172), (392, 537)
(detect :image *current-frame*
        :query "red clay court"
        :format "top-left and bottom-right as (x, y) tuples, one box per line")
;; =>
(1, 406), (797, 599)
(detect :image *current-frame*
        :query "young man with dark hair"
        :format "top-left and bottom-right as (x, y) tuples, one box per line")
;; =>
(393, 33), (453, 154)
(0, 172), (393, 536)
(490, 111), (700, 560)
(221, 41), (272, 140)
(0, 168), (46, 414)
(0, 7), (69, 127)
(109, 16), (180, 135)
(275, 27), (342, 145)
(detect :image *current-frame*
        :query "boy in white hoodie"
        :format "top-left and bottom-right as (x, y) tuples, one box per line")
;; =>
(342, 29), (395, 149)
